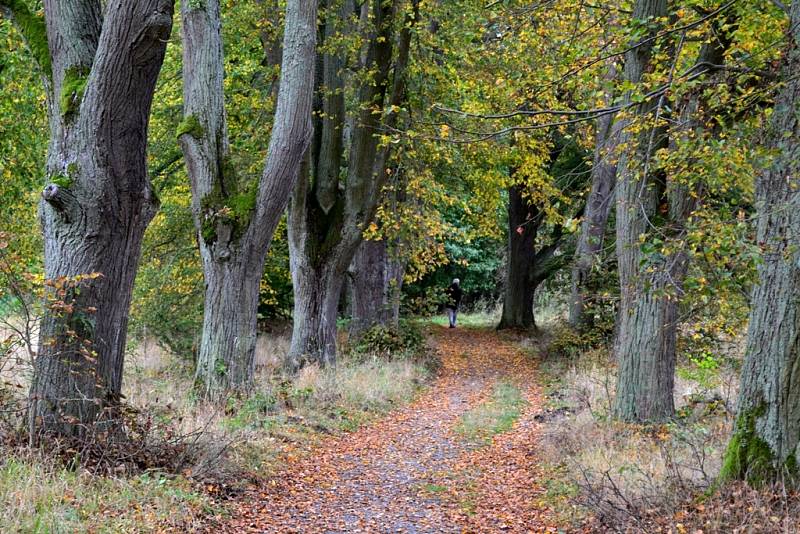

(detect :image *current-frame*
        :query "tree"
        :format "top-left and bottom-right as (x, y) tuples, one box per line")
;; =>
(721, 0), (800, 485)
(0, 0), (174, 437)
(178, 0), (317, 398)
(287, 0), (415, 367)
(497, 132), (589, 331)
(569, 63), (619, 329)
(610, 0), (672, 422)
(613, 1), (738, 423)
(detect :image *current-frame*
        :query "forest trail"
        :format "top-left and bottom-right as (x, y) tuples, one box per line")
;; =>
(221, 327), (558, 533)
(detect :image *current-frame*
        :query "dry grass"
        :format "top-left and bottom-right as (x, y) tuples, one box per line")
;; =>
(0, 325), (433, 532)
(532, 328), (742, 531)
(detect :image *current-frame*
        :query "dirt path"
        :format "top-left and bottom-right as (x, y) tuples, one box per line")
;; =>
(221, 327), (558, 533)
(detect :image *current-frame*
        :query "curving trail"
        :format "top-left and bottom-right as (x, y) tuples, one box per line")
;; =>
(219, 327), (558, 533)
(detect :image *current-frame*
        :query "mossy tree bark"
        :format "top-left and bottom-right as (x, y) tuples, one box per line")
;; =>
(287, 0), (416, 368)
(14, 0), (174, 438)
(721, 1), (800, 485)
(178, 0), (317, 399)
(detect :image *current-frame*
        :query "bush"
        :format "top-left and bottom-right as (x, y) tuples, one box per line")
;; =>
(354, 320), (424, 356)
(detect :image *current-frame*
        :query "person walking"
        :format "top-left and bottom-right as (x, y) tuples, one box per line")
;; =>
(445, 278), (463, 328)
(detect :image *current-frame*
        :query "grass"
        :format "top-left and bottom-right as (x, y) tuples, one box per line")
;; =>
(0, 454), (212, 533)
(527, 321), (742, 530)
(455, 380), (527, 444)
(426, 307), (501, 329)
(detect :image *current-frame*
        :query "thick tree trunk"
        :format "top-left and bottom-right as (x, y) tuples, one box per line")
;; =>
(29, 0), (173, 437)
(349, 239), (404, 336)
(194, 256), (261, 398)
(721, 2), (800, 484)
(569, 68), (618, 328)
(611, 0), (671, 422)
(179, 0), (316, 397)
(498, 184), (537, 330)
(613, 5), (733, 423)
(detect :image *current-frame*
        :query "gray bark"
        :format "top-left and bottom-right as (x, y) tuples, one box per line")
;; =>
(569, 64), (619, 329)
(611, 0), (671, 422)
(722, 1), (800, 484)
(349, 238), (405, 336)
(288, 0), (415, 367)
(613, 2), (733, 423)
(179, 0), (317, 398)
(28, 0), (173, 437)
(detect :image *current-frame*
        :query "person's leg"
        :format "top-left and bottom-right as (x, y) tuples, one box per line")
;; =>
(453, 307), (458, 327)
(446, 308), (455, 327)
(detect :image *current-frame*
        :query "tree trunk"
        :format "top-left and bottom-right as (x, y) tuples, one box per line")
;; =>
(611, 0), (670, 422)
(28, 0), (173, 437)
(612, 4), (734, 423)
(194, 256), (261, 398)
(721, 2), (800, 484)
(179, 0), (317, 397)
(349, 239), (405, 336)
(498, 184), (537, 330)
(569, 64), (619, 328)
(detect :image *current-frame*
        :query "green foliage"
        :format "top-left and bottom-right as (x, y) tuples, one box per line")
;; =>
(59, 65), (89, 119)
(0, 0), (51, 77)
(547, 324), (608, 360)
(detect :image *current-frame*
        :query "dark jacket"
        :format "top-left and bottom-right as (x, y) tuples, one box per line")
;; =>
(446, 283), (462, 309)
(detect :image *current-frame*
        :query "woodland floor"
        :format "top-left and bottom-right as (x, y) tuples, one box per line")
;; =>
(217, 326), (560, 533)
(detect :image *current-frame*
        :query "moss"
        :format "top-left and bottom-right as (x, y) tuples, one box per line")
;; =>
(1, 0), (52, 78)
(50, 174), (73, 188)
(199, 158), (257, 244)
(718, 403), (797, 486)
(59, 66), (89, 119)
(176, 115), (205, 139)
(186, 0), (206, 10)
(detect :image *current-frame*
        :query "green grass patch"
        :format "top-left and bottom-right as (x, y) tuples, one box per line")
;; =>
(426, 311), (499, 329)
(455, 380), (527, 444)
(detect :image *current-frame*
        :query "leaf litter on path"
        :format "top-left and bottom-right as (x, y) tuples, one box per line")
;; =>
(215, 327), (562, 533)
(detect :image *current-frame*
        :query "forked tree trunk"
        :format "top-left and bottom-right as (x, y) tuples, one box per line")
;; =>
(179, 0), (316, 398)
(498, 184), (537, 330)
(24, 0), (173, 437)
(287, 0), (415, 367)
(721, 2), (800, 484)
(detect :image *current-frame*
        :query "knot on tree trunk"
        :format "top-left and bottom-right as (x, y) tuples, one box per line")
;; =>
(42, 183), (81, 223)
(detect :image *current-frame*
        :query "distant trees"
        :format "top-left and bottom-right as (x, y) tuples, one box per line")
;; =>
(178, 0), (317, 398)
(0, 0), (174, 436)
